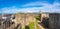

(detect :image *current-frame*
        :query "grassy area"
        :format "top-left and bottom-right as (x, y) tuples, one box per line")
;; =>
(23, 22), (34, 29)
(23, 16), (40, 29)
(23, 27), (25, 29)
(37, 25), (40, 29)
(35, 16), (39, 20)
(35, 16), (40, 29)
(28, 22), (35, 29)
(23, 22), (40, 29)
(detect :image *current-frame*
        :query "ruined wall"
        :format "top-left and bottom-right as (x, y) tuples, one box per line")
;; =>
(40, 13), (49, 29)
(14, 13), (50, 29)
(14, 13), (39, 27)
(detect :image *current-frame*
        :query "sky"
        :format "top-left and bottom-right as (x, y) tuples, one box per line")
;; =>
(0, 0), (60, 14)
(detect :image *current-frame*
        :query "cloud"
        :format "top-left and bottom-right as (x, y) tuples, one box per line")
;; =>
(1, 1), (60, 14)
(21, 1), (60, 13)
(1, 6), (40, 14)
(22, 1), (49, 7)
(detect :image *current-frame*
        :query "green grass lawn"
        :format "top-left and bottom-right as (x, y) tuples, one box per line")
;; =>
(23, 22), (34, 29)
(28, 22), (35, 29)
(23, 16), (40, 29)
(23, 22), (40, 29)
(35, 16), (40, 29)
